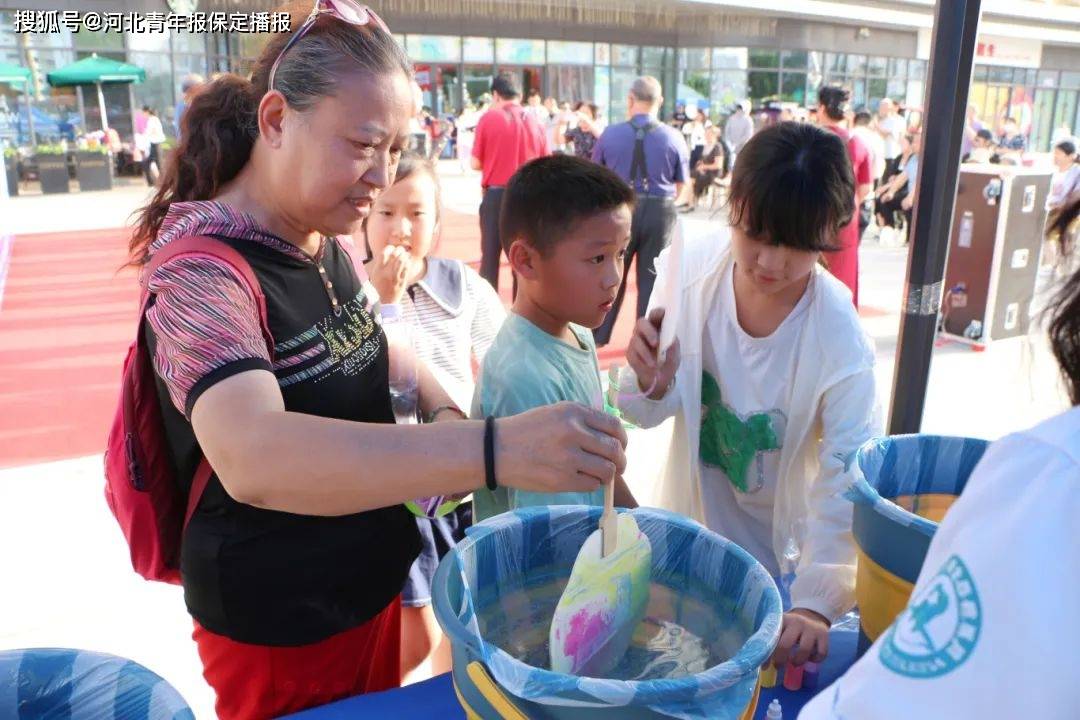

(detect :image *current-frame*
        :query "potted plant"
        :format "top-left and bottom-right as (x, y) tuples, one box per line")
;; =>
(74, 145), (113, 192)
(34, 143), (70, 194)
(3, 147), (18, 197)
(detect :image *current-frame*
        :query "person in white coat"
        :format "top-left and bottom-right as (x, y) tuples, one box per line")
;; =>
(800, 196), (1080, 720)
(618, 122), (881, 668)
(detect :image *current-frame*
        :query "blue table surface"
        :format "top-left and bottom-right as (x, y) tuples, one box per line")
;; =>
(285, 627), (857, 720)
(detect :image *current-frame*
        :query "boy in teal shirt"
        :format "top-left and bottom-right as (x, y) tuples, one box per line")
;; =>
(472, 155), (639, 521)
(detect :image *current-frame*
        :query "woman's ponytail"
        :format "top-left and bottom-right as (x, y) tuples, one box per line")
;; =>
(129, 74), (258, 266)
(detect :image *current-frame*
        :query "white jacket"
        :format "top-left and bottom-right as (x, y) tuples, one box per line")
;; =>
(800, 406), (1080, 720)
(617, 228), (881, 621)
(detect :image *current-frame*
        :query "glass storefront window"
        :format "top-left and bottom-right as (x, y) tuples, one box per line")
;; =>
(595, 43), (610, 66)
(851, 77), (867, 108)
(868, 56), (887, 76)
(73, 29), (124, 52)
(909, 59), (927, 81)
(129, 51), (173, 131)
(825, 53), (845, 74)
(496, 38), (544, 65)
(868, 77), (888, 105)
(610, 66), (637, 118)
(236, 32), (271, 59)
(679, 69), (710, 108)
(888, 57), (908, 78)
(641, 46), (670, 68)
(1038, 70), (1059, 88)
(887, 77), (906, 101)
(987, 66), (1013, 83)
(747, 70), (779, 101)
(712, 47), (747, 70)
(780, 71), (807, 104)
(749, 48), (779, 69)
(781, 50), (808, 69)
(407, 35), (461, 63)
(173, 30), (206, 55)
(594, 64), (610, 123)
(127, 31), (169, 53)
(611, 44), (639, 67)
(1062, 71), (1080, 89)
(547, 41), (593, 66)
(464, 37), (493, 64)
(846, 54), (867, 75)
(550, 65), (594, 104)
(463, 65), (493, 106)
(711, 70), (746, 113)
(679, 47), (710, 71)
(1014, 68), (1037, 86)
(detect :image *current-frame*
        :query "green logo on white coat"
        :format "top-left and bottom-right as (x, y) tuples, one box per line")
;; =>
(880, 554), (982, 679)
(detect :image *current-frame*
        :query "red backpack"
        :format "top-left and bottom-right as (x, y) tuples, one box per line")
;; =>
(104, 236), (273, 584)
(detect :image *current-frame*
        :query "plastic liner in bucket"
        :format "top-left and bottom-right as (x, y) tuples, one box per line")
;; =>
(432, 506), (782, 720)
(845, 434), (989, 651)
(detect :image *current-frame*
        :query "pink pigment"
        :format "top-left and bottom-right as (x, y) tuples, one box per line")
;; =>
(564, 607), (612, 667)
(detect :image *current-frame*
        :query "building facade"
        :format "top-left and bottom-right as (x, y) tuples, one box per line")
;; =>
(1, 0), (1079, 151)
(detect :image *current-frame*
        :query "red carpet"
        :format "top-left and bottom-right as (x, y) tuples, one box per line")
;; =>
(0, 210), (638, 469)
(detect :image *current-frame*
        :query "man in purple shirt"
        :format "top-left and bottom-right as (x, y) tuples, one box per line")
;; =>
(592, 76), (689, 346)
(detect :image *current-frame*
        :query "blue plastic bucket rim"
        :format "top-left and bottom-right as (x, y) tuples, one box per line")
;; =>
(844, 434), (990, 538)
(432, 505), (783, 704)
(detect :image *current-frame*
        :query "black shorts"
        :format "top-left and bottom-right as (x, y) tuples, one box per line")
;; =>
(402, 502), (472, 608)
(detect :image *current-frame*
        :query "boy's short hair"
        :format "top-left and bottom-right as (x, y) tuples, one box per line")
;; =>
(726, 122), (854, 253)
(853, 111), (872, 126)
(491, 73), (521, 99)
(500, 155), (635, 256)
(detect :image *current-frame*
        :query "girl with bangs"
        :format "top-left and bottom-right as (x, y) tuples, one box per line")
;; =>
(617, 122), (881, 670)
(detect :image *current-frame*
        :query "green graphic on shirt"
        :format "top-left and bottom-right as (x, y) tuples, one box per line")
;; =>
(698, 371), (781, 493)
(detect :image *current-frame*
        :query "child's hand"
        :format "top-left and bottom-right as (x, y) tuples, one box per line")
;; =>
(627, 308), (680, 400)
(767, 608), (830, 668)
(368, 245), (410, 305)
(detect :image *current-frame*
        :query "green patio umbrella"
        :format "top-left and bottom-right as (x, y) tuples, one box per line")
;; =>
(46, 53), (145, 133)
(0, 62), (35, 147)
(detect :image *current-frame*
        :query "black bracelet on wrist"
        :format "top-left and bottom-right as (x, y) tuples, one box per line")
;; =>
(483, 416), (497, 491)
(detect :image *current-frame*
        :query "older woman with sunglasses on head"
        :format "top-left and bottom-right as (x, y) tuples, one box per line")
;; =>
(129, 2), (627, 718)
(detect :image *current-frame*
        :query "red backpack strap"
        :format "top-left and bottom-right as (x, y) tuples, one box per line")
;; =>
(142, 235), (275, 528)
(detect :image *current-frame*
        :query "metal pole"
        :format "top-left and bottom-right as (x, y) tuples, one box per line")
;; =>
(23, 82), (37, 148)
(887, 0), (983, 434)
(96, 82), (109, 131)
(76, 85), (86, 134)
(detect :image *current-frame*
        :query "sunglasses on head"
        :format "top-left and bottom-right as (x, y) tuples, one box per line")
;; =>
(267, 0), (390, 90)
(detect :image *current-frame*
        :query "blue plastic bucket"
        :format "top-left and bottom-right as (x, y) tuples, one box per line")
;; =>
(847, 434), (989, 654)
(432, 506), (782, 719)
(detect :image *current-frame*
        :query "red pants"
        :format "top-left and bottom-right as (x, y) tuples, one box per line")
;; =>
(192, 597), (402, 720)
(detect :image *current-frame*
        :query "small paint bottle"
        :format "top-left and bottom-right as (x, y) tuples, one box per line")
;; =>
(782, 662), (804, 691)
(803, 661), (820, 690)
(760, 664), (777, 688)
(766, 698), (783, 720)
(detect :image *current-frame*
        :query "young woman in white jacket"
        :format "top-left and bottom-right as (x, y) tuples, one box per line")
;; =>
(619, 122), (881, 669)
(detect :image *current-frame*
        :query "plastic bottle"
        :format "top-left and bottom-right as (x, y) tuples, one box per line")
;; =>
(380, 303), (418, 425)
(803, 660), (820, 690)
(760, 663), (777, 688)
(766, 698), (783, 720)
(782, 661), (804, 691)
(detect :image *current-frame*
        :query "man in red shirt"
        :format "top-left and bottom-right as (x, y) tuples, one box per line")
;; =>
(471, 72), (549, 290)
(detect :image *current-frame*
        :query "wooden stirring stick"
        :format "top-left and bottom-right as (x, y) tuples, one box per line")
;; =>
(601, 478), (618, 557)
